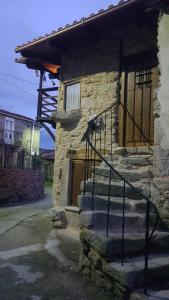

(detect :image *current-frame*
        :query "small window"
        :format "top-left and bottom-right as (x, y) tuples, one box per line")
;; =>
(65, 82), (80, 111)
(4, 117), (15, 144)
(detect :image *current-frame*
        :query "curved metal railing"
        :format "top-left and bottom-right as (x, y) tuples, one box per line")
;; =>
(83, 101), (160, 295)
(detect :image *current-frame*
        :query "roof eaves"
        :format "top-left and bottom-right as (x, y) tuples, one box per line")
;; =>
(0, 109), (36, 123)
(15, 0), (138, 53)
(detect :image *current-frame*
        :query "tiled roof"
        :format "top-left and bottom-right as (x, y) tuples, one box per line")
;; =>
(40, 149), (55, 160)
(0, 109), (35, 122)
(15, 0), (134, 52)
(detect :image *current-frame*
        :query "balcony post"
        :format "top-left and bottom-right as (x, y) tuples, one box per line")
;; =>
(37, 70), (44, 120)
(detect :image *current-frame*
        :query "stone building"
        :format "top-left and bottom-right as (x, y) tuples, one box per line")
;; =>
(40, 149), (54, 181)
(15, 0), (169, 298)
(0, 109), (40, 168)
(0, 110), (43, 205)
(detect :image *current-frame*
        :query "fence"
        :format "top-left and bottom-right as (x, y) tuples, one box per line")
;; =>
(0, 145), (41, 170)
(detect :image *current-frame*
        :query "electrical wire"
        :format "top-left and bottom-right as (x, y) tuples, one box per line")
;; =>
(0, 71), (37, 86)
(0, 76), (36, 98)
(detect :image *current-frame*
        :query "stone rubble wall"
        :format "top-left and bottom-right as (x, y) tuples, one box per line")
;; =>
(79, 228), (130, 300)
(152, 13), (169, 228)
(53, 73), (119, 207)
(53, 36), (121, 207)
(0, 169), (45, 204)
(53, 21), (158, 208)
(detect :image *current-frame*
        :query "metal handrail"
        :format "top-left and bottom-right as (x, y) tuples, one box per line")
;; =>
(83, 101), (160, 295)
(119, 101), (153, 150)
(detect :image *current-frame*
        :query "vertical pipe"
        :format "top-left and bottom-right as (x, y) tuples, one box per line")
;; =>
(122, 67), (128, 147)
(133, 72), (136, 147)
(100, 115), (102, 154)
(119, 37), (124, 147)
(4, 143), (6, 168)
(104, 114), (107, 155)
(110, 107), (113, 160)
(122, 181), (126, 266)
(30, 122), (35, 155)
(22, 149), (25, 170)
(140, 85), (144, 142)
(148, 85), (152, 143)
(84, 139), (88, 195)
(106, 168), (112, 237)
(144, 200), (150, 295)
(92, 129), (97, 211)
(90, 131), (93, 165)
(37, 70), (44, 119)
(87, 137), (90, 179)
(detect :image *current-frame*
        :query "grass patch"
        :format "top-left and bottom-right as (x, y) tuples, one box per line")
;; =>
(45, 180), (53, 188)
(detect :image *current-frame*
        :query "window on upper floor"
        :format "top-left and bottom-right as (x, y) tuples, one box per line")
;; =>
(65, 82), (81, 111)
(4, 117), (15, 144)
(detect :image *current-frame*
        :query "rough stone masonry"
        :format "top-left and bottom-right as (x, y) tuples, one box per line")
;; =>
(53, 20), (157, 209)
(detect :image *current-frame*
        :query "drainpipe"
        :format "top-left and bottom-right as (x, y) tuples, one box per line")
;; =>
(30, 122), (35, 155)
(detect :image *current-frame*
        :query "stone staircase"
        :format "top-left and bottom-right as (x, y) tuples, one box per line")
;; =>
(78, 147), (169, 299)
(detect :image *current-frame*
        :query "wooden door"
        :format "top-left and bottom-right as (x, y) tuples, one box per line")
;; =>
(71, 160), (85, 206)
(71, 159), (98, 206)
(119, 67), (158, 147)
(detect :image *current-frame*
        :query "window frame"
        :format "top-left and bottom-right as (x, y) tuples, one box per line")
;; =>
(4, 117), (15, 144)
(64, 81), (81, 111)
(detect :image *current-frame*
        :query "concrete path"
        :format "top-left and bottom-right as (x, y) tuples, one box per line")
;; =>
(0, 187), (112, 300)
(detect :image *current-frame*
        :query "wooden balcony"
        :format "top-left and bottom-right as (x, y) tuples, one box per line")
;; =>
(36, 71), (58, 141)
(37, 86), (58, 125)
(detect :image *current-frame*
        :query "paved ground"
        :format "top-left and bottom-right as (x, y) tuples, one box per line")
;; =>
(0, 187), (112, 300)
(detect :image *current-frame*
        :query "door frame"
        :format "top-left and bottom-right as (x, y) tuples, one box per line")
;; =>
(67, 148), (101, 207)
(118, 52), (157, 147)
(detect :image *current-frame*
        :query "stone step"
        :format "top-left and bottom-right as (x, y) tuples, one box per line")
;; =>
(111, 146), (153, 157)
(104, 254), (169, 291)
(94, 166), (152, 182)
(148, 290), (169, 300)
(78, 195), (148, 213)
(102, 155), (152, 169)
(117, 155), (153, 167)
(82, 179), (150, 199)
(80, 210), (155, 231)
(80, 228), (169, 261)
(65, 206), (80, 228)
(130, 291), (169, 300)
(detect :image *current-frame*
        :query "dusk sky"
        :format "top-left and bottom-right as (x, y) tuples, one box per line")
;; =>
(0, 0), (117, 149)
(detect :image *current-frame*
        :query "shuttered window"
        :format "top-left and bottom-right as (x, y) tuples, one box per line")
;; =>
(65, 82), (80, 111)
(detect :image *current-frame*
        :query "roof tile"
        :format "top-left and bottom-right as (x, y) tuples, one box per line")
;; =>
(16, 0), (131, 51)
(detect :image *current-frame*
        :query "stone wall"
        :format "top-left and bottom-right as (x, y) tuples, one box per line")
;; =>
(53, 20), (158, 208)
(79, 228), (131, 300)
(152, 13), (169, 227)
(53, 36), (121, 207)
(0, 169), (44, 204)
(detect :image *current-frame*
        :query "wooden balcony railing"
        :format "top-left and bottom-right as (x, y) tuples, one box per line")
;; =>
(37, 86), (58, 122)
